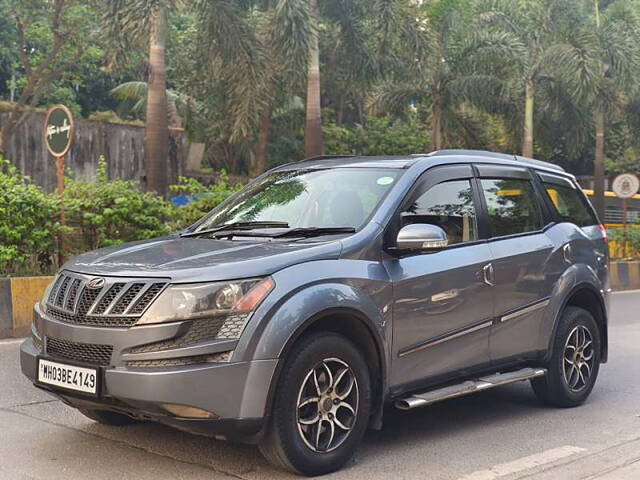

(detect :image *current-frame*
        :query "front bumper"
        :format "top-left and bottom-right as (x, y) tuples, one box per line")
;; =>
(21, 305), (278, 442)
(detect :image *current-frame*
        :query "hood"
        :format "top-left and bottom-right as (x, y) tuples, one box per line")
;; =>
(63, 235), (342, 283)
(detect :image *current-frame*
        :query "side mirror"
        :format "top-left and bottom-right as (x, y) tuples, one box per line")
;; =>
(396, 223), (448, 252)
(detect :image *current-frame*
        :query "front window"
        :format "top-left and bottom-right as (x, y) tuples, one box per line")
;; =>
(196, 168), (401, 231)
(401, 180), (478, 245)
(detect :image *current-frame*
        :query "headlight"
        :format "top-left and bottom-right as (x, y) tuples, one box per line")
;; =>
(136, 277), (275, 330)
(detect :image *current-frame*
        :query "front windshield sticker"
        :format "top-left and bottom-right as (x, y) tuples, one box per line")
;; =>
(377, 176), (395, 186)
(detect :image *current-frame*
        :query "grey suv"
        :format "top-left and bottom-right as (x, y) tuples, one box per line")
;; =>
(21, 150), (609, 475)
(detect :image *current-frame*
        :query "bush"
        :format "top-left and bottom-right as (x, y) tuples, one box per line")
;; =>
(169, 173), (243, 229)
(63, 156), (174, 253)
(0, 158), (59, 275)
(0, 156), (242, 277)
(609, 227), (640, 259)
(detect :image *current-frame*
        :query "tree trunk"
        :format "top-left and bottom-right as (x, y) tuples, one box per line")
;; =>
(593, 108), (606, 222)
(522, 78), (534, 158)
(336, 95), (344, 126)
(304, 0), (323, 158)
(252, 102), (273, 176)
(428, 101), (442, 151)
(144, 7), (169, 196)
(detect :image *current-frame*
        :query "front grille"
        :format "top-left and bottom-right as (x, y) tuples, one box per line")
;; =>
(32, 326), (43, 352)
(46, 336), (113, 366)
(126, 352), (232, 368)
(45, 272), (167, 328)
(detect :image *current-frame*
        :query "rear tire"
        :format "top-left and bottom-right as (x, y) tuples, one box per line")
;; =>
(259, 332), (371, 476)
(531, 306), (601, 407)
(78, 408), (139, 426)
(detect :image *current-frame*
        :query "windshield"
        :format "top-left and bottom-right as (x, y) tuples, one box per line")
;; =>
(194, 168), (401, 232)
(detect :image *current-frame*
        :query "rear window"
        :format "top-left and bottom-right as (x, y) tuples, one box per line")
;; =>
(480, 178), (543, 237)
(543, 183), (597, 227)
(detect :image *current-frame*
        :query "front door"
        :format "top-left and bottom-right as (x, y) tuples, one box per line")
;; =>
(385, 165), (494, 389)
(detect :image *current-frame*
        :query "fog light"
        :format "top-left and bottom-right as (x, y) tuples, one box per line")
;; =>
(162, 404), (218, 419)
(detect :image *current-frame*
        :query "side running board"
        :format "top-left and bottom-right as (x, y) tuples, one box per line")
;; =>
(394, 367), (547, 410)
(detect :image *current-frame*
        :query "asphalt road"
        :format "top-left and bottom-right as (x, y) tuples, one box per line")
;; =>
(2, 291), (640, 480)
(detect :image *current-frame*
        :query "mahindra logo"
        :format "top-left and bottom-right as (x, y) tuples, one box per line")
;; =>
(87, 278), (105, 290)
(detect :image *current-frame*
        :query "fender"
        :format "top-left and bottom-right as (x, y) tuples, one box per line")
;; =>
(233, 259), (393, 428)
(539, 263), (608, 363)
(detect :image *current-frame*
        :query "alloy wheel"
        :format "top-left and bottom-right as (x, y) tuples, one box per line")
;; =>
(296, 357), (359, 453)
(562, 325), (595, 392)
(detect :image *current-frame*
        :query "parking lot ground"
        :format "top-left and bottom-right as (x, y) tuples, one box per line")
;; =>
(2, 290), (640, 480)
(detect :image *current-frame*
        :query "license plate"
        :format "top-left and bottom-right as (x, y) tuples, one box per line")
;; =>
(38, 358), (98, 395)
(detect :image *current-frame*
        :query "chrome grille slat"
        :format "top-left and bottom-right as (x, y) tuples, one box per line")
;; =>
(63, 278), (81, 312)
(48, 276), (65, 304)
(45, 272), (168, 328)
(104, 283), (144, 315)
(128, 283), (166, 315)
(91, 283), (126, 315)
(122, 283), (154, 315)
(54, 276), (71, 307)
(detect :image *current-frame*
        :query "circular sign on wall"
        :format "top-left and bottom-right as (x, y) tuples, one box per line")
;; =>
(44, 105), (74, 157)
(612, 173), (640, 199)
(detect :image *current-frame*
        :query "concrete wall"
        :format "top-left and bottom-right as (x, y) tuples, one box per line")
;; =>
(1, 111), (187, 192)
(0, 276), (54, 338)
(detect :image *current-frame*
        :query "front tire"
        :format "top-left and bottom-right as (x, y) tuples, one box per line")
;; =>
(531, 306), (601, 407)
(259, 332), (371, 476)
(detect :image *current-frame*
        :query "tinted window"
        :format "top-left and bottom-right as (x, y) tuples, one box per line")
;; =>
(544, 183), (597, 227)
(401, 180), (477, 245)
(480, 179), (542, 237)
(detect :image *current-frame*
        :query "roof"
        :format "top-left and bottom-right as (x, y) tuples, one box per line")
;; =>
(272, 150), (566, 174)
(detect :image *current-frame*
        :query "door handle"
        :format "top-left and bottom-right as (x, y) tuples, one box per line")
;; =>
(563, 243), (572, 264)
(482, 263), (495, 287)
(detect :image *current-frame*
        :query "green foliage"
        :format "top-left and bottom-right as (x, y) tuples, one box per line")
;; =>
(610, 227), (640, 259)
(0, 157), (59, 275)
(168, 173), (243, 228)
(0, 156), (243, 276)
(323, 115), (429, 156)
(63, 156), (174, 253)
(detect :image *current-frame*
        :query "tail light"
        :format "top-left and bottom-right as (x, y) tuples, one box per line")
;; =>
(598, 224), (608, 242)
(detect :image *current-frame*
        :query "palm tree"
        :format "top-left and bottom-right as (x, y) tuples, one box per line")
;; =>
(476, 0), (583, 158)
(370, 2), (518, 151)
(263, 0), (384, 160)
(547, 0), (640, 219)
(103, 0), (176, 196)
(110, 81), (195, 128)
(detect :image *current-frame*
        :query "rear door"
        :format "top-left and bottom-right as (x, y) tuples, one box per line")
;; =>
(475, 165), (555, 363)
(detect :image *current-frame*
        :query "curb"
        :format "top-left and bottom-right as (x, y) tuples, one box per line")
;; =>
(0, 276), (53, 338)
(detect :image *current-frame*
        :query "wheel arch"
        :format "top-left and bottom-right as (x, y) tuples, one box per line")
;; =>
(547, 283), (608, 363)
(264, 307), (387, 431)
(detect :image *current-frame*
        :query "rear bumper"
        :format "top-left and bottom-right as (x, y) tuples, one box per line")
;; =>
(20, 337), (278, 442)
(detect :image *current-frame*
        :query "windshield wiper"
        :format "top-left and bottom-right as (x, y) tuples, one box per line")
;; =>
(273, 226), (356, 238)
(180, 221), (290, 238)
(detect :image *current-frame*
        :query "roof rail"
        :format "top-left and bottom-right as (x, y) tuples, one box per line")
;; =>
(424, 149), (565, 172)
(300, 154), (357, 162)
(513, 155), (565, 172)
(428, 149), (515, 161)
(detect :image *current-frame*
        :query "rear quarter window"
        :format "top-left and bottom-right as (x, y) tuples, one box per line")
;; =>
(543, 183), (597, 227)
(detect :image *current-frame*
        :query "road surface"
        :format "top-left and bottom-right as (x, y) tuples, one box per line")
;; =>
(1, 290), (639, 479)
